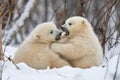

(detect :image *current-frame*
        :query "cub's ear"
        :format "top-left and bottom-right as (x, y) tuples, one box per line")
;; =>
(82, 20), (85, 25)
(35, 34), (40, 39)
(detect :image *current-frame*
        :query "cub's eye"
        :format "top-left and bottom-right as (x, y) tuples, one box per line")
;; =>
(69, 23), (72, 26)
(50, 30), (53, 34)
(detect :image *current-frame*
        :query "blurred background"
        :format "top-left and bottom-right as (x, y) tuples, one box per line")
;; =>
(1, 0), (120, 57)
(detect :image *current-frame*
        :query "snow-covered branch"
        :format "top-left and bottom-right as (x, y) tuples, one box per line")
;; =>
(4, 0), (35, 45)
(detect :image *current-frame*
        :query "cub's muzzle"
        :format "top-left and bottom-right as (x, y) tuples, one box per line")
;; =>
(61, 27), (69, 36)
(55, 32), (62, 40)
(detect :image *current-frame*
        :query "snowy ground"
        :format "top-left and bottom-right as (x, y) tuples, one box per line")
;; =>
(1, 46), (120, 80)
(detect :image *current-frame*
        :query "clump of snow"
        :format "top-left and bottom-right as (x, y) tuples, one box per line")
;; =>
(2, 62), (105, 80)
(1, 46), (120, 80)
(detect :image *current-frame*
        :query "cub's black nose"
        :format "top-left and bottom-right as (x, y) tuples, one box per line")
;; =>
(61, 27), (66, 32)
(59, 32), (62, 36)
(55, 36), (60, 41)
(61, 27), (69, 36)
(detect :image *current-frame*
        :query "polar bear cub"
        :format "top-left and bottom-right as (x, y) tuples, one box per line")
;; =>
(51, 16), (103, 68)
(13, 22), (70, 69)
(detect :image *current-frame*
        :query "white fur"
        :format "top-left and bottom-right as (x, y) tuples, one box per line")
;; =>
(14, 22), (70, 69)
(51, 16), (103, 68)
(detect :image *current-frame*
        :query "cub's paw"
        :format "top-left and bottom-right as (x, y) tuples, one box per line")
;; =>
(51, 43), (59, 53)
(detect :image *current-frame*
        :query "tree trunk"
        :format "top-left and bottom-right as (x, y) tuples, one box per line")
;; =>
(0, 16), (3, 60)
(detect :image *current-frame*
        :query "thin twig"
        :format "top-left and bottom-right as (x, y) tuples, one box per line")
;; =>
(2, 12), (11, 37)
(3, 54), (19, 69)
(50, 4), (62, 21)
(113, 52), (120, 80)
(104, 60), (109, 80)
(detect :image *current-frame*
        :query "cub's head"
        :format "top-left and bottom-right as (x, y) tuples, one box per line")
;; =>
(61, 16), (90, 36)
(32, 22), (62, 43)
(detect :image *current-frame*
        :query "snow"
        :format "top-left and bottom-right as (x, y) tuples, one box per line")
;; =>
(1, 46), (120, 80)
(2, 63), (105, 80)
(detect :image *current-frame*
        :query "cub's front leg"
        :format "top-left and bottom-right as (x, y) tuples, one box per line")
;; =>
(51, 43), (78, 60)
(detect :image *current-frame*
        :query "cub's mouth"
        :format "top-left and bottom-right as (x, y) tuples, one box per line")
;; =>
(61, 27), (69, 36)
(55, 32), (62, 41)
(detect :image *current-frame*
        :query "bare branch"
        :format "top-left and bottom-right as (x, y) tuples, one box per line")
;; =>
(4, 0), (36, 46)
(3, 54), (19, 69)
(113, 53), (120, 80)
